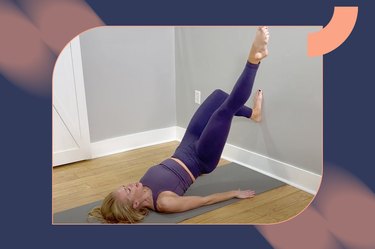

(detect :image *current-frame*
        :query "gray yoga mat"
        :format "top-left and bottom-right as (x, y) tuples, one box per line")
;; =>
(53, 163), (285, 223)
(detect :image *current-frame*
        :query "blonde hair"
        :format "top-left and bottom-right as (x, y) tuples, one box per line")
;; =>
(88, 192), (149, 223)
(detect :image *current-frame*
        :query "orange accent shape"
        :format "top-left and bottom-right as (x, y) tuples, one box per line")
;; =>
(308, 6), (358, 56)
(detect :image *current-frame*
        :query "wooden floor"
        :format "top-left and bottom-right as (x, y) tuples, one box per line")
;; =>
(53, 141), (313, 224)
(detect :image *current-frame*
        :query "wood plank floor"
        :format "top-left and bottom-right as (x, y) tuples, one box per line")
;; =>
(53, 141), (314, 224)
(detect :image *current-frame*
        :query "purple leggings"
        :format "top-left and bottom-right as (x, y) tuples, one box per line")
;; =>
(173, 61), (259, 178)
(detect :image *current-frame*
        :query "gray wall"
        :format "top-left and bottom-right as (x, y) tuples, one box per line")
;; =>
(80, 27), (176, 142)
(79, 26), (322, 175)
(175, 27), (322, 175)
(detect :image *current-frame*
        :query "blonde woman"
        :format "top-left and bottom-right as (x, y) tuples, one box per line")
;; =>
(89, 27), (269, 223)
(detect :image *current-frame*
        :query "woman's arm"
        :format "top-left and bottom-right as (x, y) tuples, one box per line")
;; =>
(158, 189), (255, 213)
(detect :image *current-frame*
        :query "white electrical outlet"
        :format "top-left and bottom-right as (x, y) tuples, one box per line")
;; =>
(195, 90), (201, 104)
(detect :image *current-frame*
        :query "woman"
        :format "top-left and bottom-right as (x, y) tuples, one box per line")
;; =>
(89, 26), (270, 223)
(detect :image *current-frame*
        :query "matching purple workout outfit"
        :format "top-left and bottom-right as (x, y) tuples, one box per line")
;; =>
(140, 61), (259, 210)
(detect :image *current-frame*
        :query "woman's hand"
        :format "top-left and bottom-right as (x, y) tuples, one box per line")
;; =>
(235, 189), (256, 199)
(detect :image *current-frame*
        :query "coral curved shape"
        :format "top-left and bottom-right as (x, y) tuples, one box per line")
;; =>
(308, 6), (358, 56)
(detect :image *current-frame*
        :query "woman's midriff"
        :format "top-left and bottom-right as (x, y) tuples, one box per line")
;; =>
(170, 157), (196, 182)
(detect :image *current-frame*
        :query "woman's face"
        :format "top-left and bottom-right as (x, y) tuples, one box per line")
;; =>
(114, 182), (144, 206)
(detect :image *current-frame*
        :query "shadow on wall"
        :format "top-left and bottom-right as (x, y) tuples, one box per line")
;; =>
(261, 115), (280, 163)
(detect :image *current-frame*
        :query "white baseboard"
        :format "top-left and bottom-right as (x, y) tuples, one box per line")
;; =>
(176, 126), (321, 194)
(222, 144), (321, 194)
(90, 127), (176, 159)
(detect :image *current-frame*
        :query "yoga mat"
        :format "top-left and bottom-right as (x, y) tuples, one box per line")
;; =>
(53, 163), (286, 224)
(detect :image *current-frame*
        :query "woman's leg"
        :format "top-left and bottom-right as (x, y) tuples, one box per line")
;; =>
(195, 62), (259, 171)
(179, 89), (253, 147)
(195, 27), (269, 173)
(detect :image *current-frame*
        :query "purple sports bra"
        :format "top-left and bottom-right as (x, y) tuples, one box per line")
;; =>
(139, 159), (193, 211)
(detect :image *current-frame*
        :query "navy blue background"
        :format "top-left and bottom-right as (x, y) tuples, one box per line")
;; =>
(1, 0), (374, 248)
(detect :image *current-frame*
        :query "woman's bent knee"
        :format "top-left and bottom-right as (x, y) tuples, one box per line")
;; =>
(212, 89), (228, 97)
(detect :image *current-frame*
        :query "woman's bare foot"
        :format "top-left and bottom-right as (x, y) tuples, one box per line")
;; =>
(250, 90), (263, 122)
(248, 26), (270, 64)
